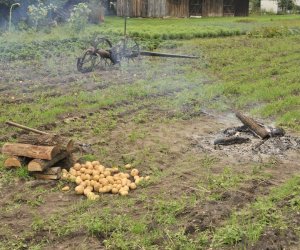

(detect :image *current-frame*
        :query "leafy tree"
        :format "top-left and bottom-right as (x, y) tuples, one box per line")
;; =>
(277, 0), (295, 12)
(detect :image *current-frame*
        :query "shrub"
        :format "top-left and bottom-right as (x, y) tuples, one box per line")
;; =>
(28, 0), (57, 30)
(68, 3), (91, 33)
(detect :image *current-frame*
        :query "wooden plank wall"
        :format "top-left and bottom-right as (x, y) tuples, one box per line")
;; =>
(202, 0), (223, 17)
(116, 0), (146, 17)
(116, 0), (249, 17)
(166, 0), (189, 17)
(148, 0), (167, 17)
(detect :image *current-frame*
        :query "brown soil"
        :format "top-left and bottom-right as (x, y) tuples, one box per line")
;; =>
(1, 56), (300, 250)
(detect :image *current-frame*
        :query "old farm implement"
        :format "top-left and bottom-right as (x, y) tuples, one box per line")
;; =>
(76, 36), (199, 73)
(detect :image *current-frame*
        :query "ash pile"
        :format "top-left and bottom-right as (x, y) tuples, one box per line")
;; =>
(192, 111), (300, 161)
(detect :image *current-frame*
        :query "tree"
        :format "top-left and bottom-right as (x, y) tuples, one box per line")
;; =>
(277, 0), (295, 12)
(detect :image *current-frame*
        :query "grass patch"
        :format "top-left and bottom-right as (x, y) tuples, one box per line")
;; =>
(209, 175), (300, 247)
(195, 34), (300, 130)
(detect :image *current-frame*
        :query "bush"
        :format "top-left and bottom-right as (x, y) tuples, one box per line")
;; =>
(247, 26), (290, 38)
(68, 3), (91, 33)
(28, 0), (57, 30)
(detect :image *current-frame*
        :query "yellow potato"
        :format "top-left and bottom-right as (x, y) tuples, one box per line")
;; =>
(131, 169), (139, 177)
(80, 168), (86, 173)
(100, 174), (105, 178)
(98, 187), (105, 193)
(125, 164), (132, 169)
(120, 190), (128, 196)
(107, 176), (114, 184)
(103, 170), (111, 177)
(98, 165), (105, 172)
(134, 176), (140, 180)
(111, 167), (119, 173)
(129, 183), (137, 190)
(75, 185), (85, 194)
(87, 192), (95, 199)
(73, 163), (81, 171)
(69, 176), (76, 182)
(62, 186), (70, 191)
(103, 186), (111, 193)
(92, 161), (100, 166)
(92, 170), (100, 176)
(84, 180), (91, 187)
(84, 186), (93, 196)
(93, 175), (100, 181)
(75, 176), (82, 185)
(111, 188), (119, 194)
(86, 169), (93, 175)
(121, 179), (127, 186)
(94, 183), (100, 192)
(145, 176), (150, 181)
(85, 174), (91, 181)
(69, 168), (77, 176)
(122, 186), (129, 192)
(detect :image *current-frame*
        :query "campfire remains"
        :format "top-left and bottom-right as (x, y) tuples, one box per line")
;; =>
(1, 121), (73, 180)
(192, 111), (300, 161)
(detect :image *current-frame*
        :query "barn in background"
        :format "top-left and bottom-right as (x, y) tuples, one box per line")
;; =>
(116, 0), (249, 17)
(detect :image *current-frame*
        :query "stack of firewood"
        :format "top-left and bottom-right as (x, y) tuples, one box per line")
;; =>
(1, 121), (73, 180)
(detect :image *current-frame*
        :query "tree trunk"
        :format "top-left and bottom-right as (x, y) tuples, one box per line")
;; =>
(27, 151), (69, 172)
(2, 143), (61, 160)
(235, 111), (269, 139)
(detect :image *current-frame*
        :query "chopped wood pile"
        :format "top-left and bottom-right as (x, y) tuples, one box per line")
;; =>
(1, 121), (73, 180)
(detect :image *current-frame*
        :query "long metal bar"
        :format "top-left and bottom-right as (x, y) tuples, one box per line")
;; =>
(140, 51), (199, 59)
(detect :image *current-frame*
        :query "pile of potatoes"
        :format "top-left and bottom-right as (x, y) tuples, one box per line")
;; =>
(62, 161), (150, 200)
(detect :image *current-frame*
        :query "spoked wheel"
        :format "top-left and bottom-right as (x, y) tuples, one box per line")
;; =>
(115, 37), (140, 62)
(93, 37), (113, 50)
(124, 38), (140, 60)
(77, 48), (98, 73)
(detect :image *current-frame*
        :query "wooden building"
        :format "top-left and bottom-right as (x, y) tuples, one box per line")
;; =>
(116, 0), (249, 17)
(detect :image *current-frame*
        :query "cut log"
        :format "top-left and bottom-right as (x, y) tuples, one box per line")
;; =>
(32, 174), (61, 180)
(2, 143), (61, 160)
(4, 156), (27, 168)
(6, 121), (73, 152)
(28, 151), (69, 172)
(214, 136), (250, 146)
(32, 167), (62, 180)
(18, 134), (74, 152)
(235, 111), (270, 139)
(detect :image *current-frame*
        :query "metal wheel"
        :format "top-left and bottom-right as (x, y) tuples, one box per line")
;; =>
(93, 37), (113, 50)
(94, 37), (114, 68)
(123, 37), (140, 60)
(114, 37), (140, 63)
(77, 48), (98, 73)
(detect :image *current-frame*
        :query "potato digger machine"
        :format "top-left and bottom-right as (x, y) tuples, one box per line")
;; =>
(77, 15), (199, 73)
(76, 35), (199, 73)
